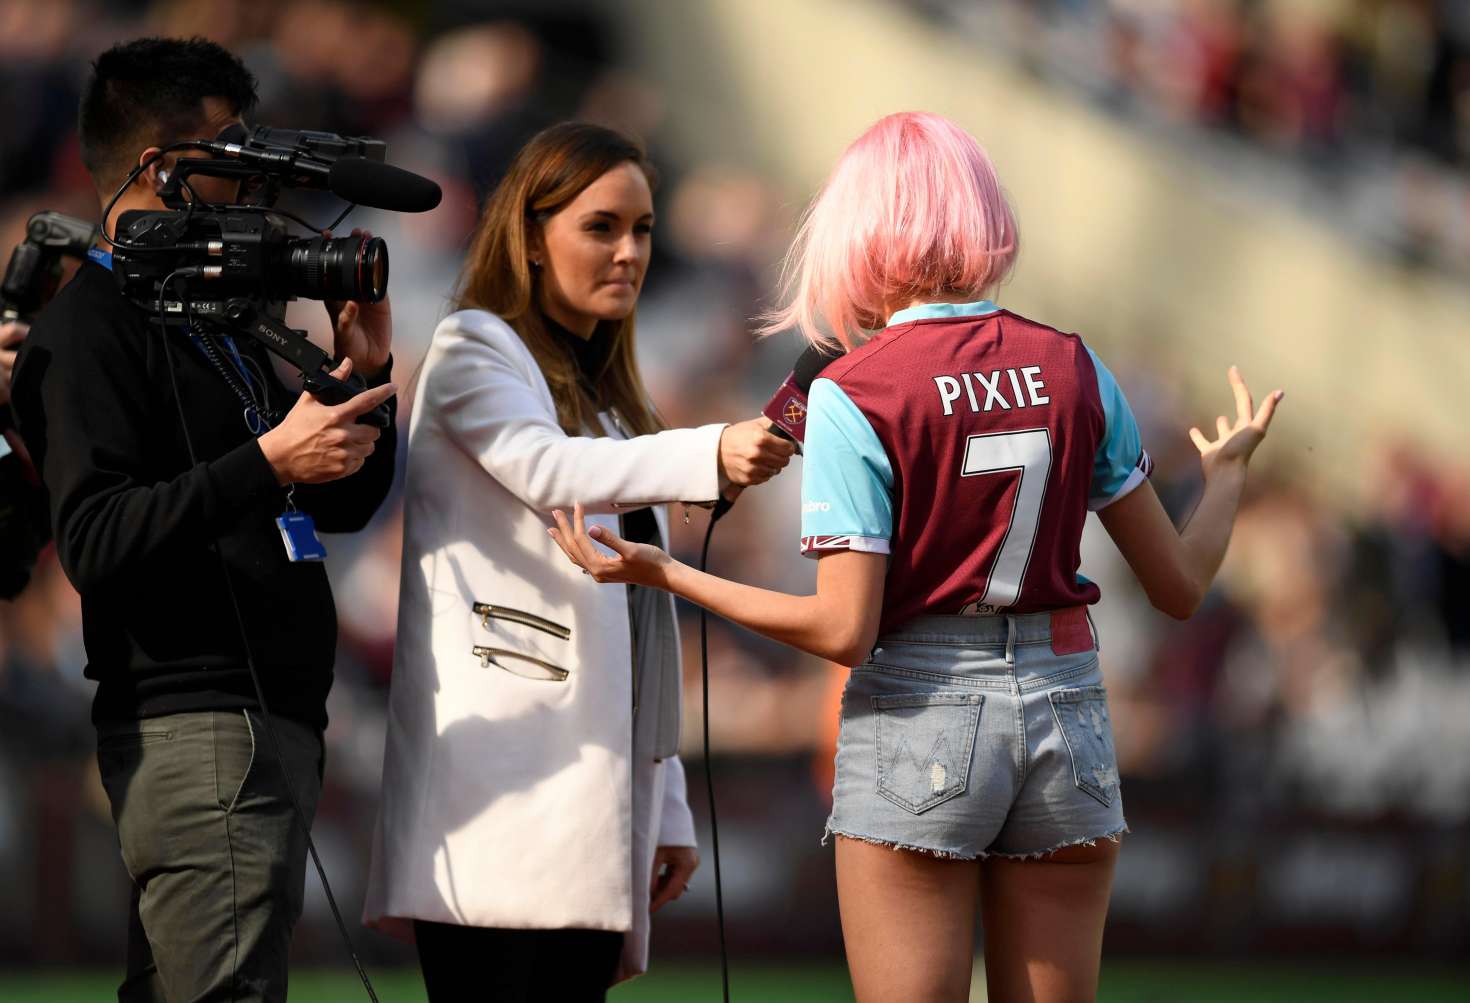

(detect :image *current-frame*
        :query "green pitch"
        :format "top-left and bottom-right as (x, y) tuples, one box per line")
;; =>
(0, 961), (1465, 1001)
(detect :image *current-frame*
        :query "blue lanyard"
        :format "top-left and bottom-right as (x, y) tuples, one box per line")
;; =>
(188, 331), (268, 436)
(192, 332), (270, 432)
(190, 330), (258, 395)
(95, 243), (268, 435)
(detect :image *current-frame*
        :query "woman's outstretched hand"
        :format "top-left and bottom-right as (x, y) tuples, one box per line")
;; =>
(1189, 366), (1283, 481)
(549, 503), (674, 589)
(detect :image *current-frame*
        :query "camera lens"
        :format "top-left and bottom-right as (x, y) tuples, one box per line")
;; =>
(283, 234), (388, 302)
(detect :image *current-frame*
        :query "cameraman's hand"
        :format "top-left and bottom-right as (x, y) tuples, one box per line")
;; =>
(718, 417), (796, 488)
(257, 358), (397, 485)
(0, 320), (30, 406)
(325, 228), (391, 380)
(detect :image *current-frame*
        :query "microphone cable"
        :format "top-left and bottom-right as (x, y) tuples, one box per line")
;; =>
(157, 273), (381, 1003)
(699, 496), (737, 1003)
(696, 430), (799, 1003)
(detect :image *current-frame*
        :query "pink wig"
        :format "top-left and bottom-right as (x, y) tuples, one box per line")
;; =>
(761, 112), (1019, 350)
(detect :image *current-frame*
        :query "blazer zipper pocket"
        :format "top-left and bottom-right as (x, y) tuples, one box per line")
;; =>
(473, 602), (571, 640)
(472, 645), (569, 682)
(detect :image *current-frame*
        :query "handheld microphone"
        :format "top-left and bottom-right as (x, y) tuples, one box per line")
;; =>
(760, 343), (840, 449)
(713, 343), (843, 522)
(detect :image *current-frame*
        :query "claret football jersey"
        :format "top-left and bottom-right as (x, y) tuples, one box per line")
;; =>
(800, 301), (1152, 635)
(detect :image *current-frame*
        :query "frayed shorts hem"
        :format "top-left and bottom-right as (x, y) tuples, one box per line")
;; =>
(985, 825), (1129, 861)
(822, 824), (975, 860)
(821, 823), (1129, 862)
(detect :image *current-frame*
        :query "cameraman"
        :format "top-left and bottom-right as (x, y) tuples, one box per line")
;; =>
(9, 37), (397, 1002)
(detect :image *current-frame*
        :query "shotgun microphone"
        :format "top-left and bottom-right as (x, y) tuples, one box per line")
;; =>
(193, 142), (443, 213)
(327, 157), (442, 213)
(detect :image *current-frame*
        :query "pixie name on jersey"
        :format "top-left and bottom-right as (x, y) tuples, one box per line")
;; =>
(932, 367), (1051, 417)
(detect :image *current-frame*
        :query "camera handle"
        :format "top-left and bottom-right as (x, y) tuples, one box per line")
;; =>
(161, 156), (287, 211)
(221, 299), (390, 428)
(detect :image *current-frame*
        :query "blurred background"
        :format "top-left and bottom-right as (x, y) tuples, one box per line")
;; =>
(1, 0), (1468, 999)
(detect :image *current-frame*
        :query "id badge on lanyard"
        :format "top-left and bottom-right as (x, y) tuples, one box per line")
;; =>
(276, 486), (327, 562)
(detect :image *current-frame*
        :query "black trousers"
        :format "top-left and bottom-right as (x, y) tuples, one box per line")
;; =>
(414, 920), (624, 1003)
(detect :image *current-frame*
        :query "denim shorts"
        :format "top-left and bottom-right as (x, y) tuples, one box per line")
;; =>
(826, 609), (1126, 859)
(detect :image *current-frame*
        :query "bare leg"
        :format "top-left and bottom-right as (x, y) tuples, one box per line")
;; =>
(834, 835), (982, 1003)
(978, 839), (1120, 1003)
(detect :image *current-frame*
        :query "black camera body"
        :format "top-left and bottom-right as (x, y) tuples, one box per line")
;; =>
(110, 205), (390, 428)
(110, 204), (391, 428)
(112, 208), (387, 310)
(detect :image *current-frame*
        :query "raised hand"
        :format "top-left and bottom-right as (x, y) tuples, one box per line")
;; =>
(1189, 366), (1283, 481)
(548, 502), (673, 589)
(257, 356), (398, 485)
(718, 417), (796, 488)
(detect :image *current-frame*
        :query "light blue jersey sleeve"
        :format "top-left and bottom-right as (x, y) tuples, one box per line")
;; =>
(1086, 347), (1153, 510)
(799, 378), (894, 557)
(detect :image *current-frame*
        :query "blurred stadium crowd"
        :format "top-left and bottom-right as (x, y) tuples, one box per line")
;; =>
(0, 0), (1466, 972)
(919, 0), (1470, 274)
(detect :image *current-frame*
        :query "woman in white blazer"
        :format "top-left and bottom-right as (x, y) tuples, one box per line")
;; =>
(364, 123), (794, 1000)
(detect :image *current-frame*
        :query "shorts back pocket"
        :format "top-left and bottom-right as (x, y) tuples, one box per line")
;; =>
(1049, 685), (1120, 807)
(873, 692), (983, 814)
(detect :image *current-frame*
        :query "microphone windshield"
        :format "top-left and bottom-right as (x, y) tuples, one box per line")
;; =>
(761, 343), (844, 445)
(791, 343), (840, 393)
(328, 157), (442, 213)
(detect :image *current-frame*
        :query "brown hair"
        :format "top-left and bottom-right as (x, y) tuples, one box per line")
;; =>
(455, 122), (663, 437)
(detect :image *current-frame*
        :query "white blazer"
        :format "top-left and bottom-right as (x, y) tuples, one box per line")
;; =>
(364, 309), (726, 982)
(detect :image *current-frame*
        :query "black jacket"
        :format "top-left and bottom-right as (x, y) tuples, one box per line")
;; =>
(10, 261), (396, 730)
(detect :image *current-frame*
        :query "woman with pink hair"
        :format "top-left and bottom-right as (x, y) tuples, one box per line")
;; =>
(548, 111), (1282, 1002)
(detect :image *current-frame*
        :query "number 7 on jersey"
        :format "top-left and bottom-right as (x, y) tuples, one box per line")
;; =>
(958, 428), (1053, 611)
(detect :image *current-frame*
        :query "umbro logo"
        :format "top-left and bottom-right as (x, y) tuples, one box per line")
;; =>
(959, 601), (1001, 616)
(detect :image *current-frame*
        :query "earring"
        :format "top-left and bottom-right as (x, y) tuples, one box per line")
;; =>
(530, 258), (541, 269)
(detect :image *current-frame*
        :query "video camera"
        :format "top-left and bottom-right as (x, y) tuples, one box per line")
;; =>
(1, 211), (99, 324)
(0, 210), (95, 597)
(108, 123), (441, 427)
